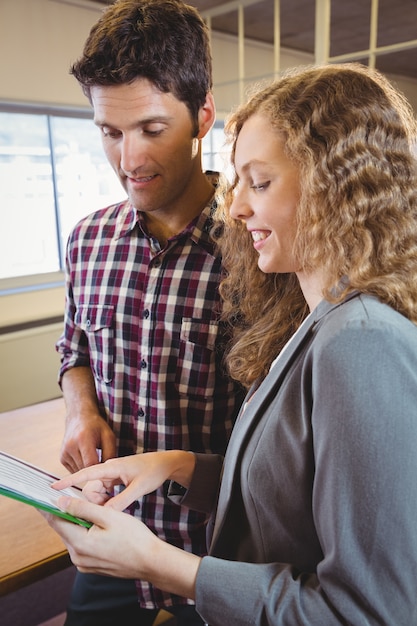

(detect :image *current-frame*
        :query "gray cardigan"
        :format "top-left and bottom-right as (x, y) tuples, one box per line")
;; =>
(178, 293), (417, 625)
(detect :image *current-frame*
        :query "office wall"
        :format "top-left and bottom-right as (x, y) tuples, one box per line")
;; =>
(0, 0), (100, 108)
(0, 286), (64, 412)
(0, 0), (314, 411)
(0, 0), (315, 109)
(1, 0), (417, 411)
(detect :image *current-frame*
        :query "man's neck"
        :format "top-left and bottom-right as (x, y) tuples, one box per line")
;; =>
(141, 174), (215, 246)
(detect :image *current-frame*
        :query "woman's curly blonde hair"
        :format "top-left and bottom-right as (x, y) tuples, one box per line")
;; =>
(214, 63), (417, 389)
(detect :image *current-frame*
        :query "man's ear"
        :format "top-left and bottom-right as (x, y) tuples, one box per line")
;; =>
(196, 92), (216, 139)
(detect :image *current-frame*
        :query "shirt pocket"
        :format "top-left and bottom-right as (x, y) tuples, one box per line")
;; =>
(75, 305), (115, 383)
(175, 318), (218, 399)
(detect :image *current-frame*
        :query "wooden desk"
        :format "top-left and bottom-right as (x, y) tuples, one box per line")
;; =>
(0, 398), (72, 597)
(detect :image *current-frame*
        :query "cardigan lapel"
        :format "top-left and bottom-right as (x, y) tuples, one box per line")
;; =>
(210, 310), (318, 548)
(210, 293), (361, 548)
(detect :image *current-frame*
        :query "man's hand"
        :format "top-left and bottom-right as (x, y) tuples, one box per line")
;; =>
(60, 367), (117, 473)
(60, 413), (116, 474)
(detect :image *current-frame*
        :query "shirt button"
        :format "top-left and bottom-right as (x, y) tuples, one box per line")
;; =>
(140, 359), (147, 369)
(143, 309), (149, 319)
(137, 408), (145, 417)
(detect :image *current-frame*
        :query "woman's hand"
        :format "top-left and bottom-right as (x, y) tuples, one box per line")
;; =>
(43, 497), (200, 598)
(53, 450), (196, 511)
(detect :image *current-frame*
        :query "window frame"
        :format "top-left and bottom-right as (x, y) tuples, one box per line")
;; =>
(0, 102), (95, 294)
(0, 104), (226, 295)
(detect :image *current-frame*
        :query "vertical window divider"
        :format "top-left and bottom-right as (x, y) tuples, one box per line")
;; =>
(46, 115), (64, 270)
(368, 0), (379, 69)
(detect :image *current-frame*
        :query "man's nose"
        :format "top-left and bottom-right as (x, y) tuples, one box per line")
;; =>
(120, 134), (147, 175)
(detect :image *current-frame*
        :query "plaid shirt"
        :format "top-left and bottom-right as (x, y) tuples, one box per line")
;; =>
(56, 190), (243, 608)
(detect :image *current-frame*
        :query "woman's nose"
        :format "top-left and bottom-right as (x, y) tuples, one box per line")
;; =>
(229, 188), (253, 221)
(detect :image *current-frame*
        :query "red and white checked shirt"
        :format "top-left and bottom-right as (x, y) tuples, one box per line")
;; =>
(56, 190), (243, 608)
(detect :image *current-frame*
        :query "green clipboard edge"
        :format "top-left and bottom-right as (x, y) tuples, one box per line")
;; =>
(0, 486), (93, 528)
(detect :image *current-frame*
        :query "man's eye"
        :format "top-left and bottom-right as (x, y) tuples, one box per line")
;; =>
(143, 124), (165, 136)
(101, 128), (121, 139)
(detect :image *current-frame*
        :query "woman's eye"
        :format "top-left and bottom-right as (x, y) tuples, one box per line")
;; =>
(251, 181), (270, 190)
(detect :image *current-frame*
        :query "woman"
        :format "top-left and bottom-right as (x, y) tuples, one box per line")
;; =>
(46, 63), (417, 625)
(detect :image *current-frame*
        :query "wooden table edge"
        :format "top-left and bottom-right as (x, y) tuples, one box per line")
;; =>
(0, 549), (71, 597)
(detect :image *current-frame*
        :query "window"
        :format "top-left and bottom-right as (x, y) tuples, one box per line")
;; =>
(203, 121), (231, 177)
(51, 115), (126, 268)
(0, 109), (226, 282)
(0, 112), (59, 280)
(0, 110), (123, 281)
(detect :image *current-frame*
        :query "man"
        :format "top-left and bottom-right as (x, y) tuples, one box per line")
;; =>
(55, 1), (243, 624)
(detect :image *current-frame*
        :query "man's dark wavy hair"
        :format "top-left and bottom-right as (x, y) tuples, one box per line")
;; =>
(71, 0), (212, 130)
